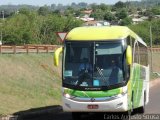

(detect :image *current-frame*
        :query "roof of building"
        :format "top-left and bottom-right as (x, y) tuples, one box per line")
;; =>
(66, 26), (147, 46)
(82, 9), (93, 14)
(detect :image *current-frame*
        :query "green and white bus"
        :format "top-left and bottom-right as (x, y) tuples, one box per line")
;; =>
(54, 26), (149, 120)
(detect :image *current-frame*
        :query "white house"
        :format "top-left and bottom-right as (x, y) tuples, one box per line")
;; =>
(132, 18), (144, 24)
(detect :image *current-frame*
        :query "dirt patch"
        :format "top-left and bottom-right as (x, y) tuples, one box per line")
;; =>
(150, 78), (160, 88)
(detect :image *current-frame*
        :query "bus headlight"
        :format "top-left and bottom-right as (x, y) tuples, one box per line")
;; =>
(63, 93), (71, 99)
(122, 86), (128, 94)
(112, 86), (128, 99)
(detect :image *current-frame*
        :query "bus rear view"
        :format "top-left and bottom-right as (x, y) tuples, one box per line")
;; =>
(54, 26), (149, 120)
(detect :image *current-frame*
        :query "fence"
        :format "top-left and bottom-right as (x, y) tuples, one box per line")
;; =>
(149, 47), (160, 52)
(0, 45), (160, 54)
(0, 45), (60, 54)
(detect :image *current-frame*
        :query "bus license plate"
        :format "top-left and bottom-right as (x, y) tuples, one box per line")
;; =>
(87, 105), (99, 109)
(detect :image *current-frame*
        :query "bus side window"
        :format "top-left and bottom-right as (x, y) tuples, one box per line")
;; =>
(139, 42), (148, 66)
(134, 41), (140, 64)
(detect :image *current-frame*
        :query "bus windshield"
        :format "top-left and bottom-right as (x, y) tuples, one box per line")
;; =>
(63, 41), (125, 90)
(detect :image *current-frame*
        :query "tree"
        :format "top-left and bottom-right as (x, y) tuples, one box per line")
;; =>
(120, 17), (132, 26)
(75, 10), (82, 17)
(114, 1), (126, 9)
(151, 20), (160, 45)
(116, 9), (128, 19)
(90, 9), (104, 20)
(3, 14), (32, 45)
(151, 7), (160, 15)
(129, 20), (160, 45)
(53, 10), (60, 15)
(64, 7), (74, 16)
(38, 6), (50, 16)
(99, 3), (109, 11)
(90, 3), (98, 12)
(19, 8), (30, 15)
(104, 12), (115, 22)
(38, 6), (49, 16)
(63, 16), (83, 31)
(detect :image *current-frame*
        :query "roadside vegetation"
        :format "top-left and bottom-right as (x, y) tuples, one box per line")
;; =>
(0, 0), (160, 116)
(0, 0), (160, 45)
(0, 52), (160, 115)
(0, 54), (61, 115)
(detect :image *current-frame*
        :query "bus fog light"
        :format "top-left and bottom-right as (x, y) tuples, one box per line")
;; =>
(64, 93), (71, 98)
(122, 86), (128, 94)
(117, 102), (123, 108)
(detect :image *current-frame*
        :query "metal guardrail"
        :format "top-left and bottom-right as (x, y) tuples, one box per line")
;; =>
(0, 45), (60, 54)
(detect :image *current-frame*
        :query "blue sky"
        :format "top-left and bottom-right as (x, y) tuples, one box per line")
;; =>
(0, 0), (140, 6)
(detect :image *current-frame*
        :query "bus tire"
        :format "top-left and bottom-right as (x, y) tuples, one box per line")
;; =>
(131, 92), (134, 113)
(72, 112), (82, 120)
(122, 93), (134, 120)
(137, 91), (146, 114)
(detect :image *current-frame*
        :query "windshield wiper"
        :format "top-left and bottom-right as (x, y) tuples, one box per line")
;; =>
(96, 67), (109, 85)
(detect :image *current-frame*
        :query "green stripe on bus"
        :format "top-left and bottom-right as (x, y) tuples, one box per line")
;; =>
(64, 88), (122, 98)
(132, 64), (143, 108)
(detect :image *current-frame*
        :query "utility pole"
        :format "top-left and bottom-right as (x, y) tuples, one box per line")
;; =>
(0, 11), (4, 45)
(0, 29), (2, 45)
(150, 25), (153, 73)
(2, 11), (4, 20)
(126, 0), (129, 10)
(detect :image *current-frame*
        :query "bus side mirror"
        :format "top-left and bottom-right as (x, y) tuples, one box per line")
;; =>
(126, 46), (132, 65)
(54, 47), (63, 66)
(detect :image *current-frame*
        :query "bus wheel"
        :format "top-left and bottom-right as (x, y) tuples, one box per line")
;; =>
(72, 112), (82, 120)
(137, 92), (146, 114)
(122, 97), (133, 120)
(131, 94), (134, 113)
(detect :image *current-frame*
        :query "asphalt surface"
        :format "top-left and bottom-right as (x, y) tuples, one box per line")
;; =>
(145, 80), (160, 114)
(13, 80), (160, 120)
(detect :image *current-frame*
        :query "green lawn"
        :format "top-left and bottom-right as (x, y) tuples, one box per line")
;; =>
(152, 52), (160, 72)
(0, 52), (160, 115)
(0, 54), (61, 115)
(149, 52), (160, 79)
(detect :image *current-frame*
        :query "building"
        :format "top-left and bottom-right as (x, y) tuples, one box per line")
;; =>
(132, 18), (144, 24)
(84, 21), (110, 26)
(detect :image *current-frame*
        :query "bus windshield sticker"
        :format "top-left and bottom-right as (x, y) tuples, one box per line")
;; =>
(64, 70), (72, 77)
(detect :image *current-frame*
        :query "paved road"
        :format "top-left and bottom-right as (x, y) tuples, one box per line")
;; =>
(145, 79), (160, 114)
(14, 80), (160, 120)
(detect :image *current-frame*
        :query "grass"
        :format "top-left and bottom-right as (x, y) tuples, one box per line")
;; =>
(0, 53), (61, 115)
(149, 52), (160, 80)
(0, 52), (160, 115)
(151, 72), (160, 80)
(151, 52), (160, 73)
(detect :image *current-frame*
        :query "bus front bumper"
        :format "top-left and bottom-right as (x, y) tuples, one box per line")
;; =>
(62, 93), (128, 112)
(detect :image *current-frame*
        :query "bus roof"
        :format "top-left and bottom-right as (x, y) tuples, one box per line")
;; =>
(66, 26), (147, 46)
